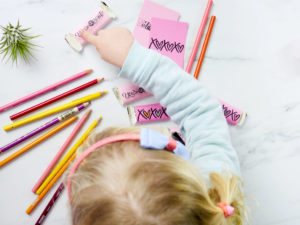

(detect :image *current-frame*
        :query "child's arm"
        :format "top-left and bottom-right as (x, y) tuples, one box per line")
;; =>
(120, 41), (240, 176)
(82, 28), (241, 177)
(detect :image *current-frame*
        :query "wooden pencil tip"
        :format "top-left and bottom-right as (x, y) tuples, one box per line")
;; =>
(97, 116), (102, 122)
(26, 205), (33, 215)
(86, 69), (93, 74)
(86, 109), (92, 115)
(101, 91), (108, 95)
(97, 77), (104, 82)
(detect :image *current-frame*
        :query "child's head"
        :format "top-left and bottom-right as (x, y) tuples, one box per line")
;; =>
(67, 127), (246, 225)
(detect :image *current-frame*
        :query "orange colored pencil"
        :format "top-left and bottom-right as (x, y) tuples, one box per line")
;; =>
(26, 153), (76, 214)
(194, 16), (216, 79)
(0, 116), (77, 168)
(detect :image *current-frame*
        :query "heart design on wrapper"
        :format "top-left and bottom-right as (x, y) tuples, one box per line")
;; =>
(88, 20), (95, 26)
(232, 113), (240, 121)
(143, 110), (150, 118)
(138, 87), (145, 93)
(224, 109), (232, 117)
(155, 109), (162, 118)
(136, 105), (170, 122)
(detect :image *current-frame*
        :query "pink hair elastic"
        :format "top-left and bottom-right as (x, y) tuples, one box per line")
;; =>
(217, 202), (234, 218)
(67, 128), (189, 200)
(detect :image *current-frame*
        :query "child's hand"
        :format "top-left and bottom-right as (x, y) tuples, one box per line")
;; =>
(81, 27), (134, 68)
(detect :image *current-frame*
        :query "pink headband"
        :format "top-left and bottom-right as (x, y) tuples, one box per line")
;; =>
(67, 128), (189, 200)
(217, 202), (234, 218)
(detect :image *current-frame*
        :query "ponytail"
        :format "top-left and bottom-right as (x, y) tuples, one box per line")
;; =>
(207, 173), (247, 225)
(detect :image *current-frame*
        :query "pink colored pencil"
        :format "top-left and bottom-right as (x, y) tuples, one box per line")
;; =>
(10, 78), (103, 120)
(0, 69), (92, 113)
(185, 0), (213, 73)
(31, 109), (92, 193)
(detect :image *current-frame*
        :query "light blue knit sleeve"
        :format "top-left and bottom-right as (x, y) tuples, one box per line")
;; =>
(119, 41), (241, 177)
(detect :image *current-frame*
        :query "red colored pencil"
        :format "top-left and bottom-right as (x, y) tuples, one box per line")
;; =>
(35, 183), (64, 225)
(10, 78), (103, 120)
(194, 16), (216, 79)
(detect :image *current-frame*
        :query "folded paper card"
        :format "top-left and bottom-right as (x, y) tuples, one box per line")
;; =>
(133, 0), (180, 46)
(148, 18), (189, 67)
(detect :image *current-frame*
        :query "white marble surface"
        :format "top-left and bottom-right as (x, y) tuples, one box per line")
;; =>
(0, 0), (300, 224)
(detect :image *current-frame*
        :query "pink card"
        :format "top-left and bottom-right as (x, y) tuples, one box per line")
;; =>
(113, 84), (152, 105)
(127, 103), (170, 124)
(133, 0), (180, 46)
(148, 18), (189, 67)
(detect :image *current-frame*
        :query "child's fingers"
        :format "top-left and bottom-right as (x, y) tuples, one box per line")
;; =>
(80, 30), (98, 45)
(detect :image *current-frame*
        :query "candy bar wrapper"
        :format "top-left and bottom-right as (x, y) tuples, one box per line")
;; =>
(127, 103), (170, 124)
(113, 84), (152, 105)
(219, 100), (247, 126)
(65, 2), (117, 52)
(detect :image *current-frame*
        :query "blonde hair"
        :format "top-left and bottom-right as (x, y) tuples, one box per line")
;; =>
(67, 127), (247, 225)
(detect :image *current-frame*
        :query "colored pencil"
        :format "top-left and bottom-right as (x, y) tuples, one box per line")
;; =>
(36, 116), (102, 194)
(184, 12), (246, 125)
(34, 183), (64, 225)
(10, 78), (103, 120)
(194, 16), (216, 79)
(0, 69), (92, 113)
(0, 116), (77, 168)
(3, 91), (107, 131)
(32, 109), (92, 193)
(185, 0), (213, 73)
(26, 154), (76, 215)
(0, 103), (89, 154)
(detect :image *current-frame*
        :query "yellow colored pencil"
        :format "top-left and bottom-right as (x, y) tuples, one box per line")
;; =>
(0, 116), (77, 168)
(26, 153), (76, 214)
(36, 115), (102, 194)
(3, 91), (107, 131)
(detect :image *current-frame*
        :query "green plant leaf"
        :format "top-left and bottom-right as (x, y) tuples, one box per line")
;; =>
(0, 21), (40, 65)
